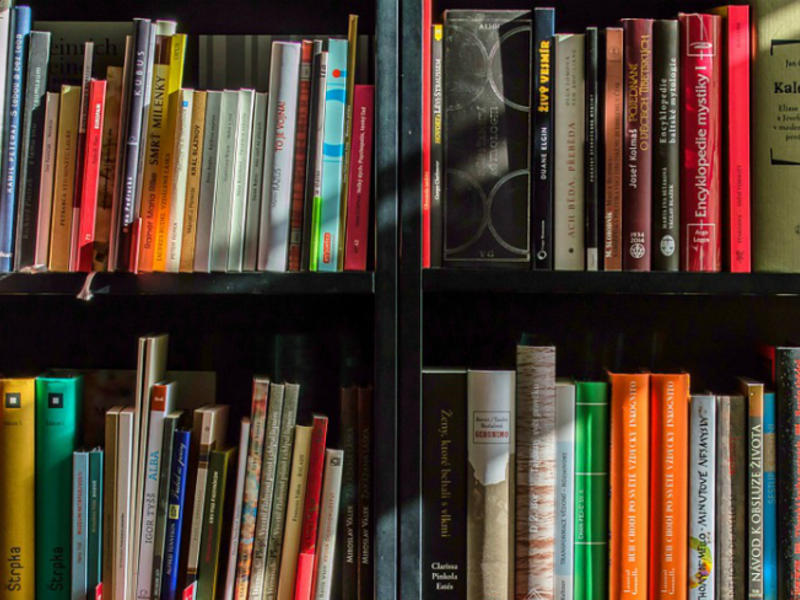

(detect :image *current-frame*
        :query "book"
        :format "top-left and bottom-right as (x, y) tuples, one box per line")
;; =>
(153, 411), (182, 599)
(343, 84), (374, 271)
(339, 386), (358, 600)
(193, 90), (221, 272)
(242, 91), (268, 271)
(422, 0), (432, 270)
(311, 449), (344, 600)
(102, 407), (121, 600)
(574, 381), (609, 600)
(0, 378), (35, 599)
(421, 369), (466, 600)
(679, 13), (722, 272)
(14, 29), (50, 270)
(36, 372), (83, 600)
(621, 18), (653, 271)
(35, 91), (59, 267)
(73, 451), (90, 599)
(178, 90), (207, 272)
(466, 370), (514, 600)
(515, 344), (555, 599)
(764, 391), (777, 600)
(584, 27), (599, 271)
(554, 33), (585, 271)
(227, 88), (255, 272)
(223, 418), (251, 600)
(554, 380), (575, 599)
(88, 448), (103, 600)
(430, 25), (443, 268)
(609, 372), (649, 600)
(116, 407), (135, 600)
(209, 89), (239, 272)
(740, 378), (764, 597)
(649, 373), (689, 600)
(288, 40), (313, 272)
(0, 6), (31, 272)
(532, 8), (555, 270)
(260, 41), (302, 272)
(652, 20), (680, 272)
(302, 44), (326, 271)
(357, 386), (373, 599)
(603, 27), (624, 271)
(293, 414), (329, 600)
(716, 394), (746, 599)
(0, 6), (13, 269)
(337, 16), (359, 271)
(165, 88), (194, 272)
(689, 394), (716, 599)
(162, 428), (191, 600)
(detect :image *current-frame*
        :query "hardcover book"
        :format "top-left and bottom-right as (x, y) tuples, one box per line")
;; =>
(115, 407), (135, 600)
(102, 407), (121, 600)
(430, 25), (443, 268)
(311, 449), (344, 600)
(764, 391), (777, 600)
(357, 386), (373, 599)
(193, 90), (222, 273)
(73, 451), (90, 598)
(339, 386), (358, 600)
(35, 91), (59, 267)
(302, 45), (327, 271)
(88, 448), (103, 600)
(209, 90), (240, 272)
(343, 84), (374, 271)
(162, 428), (191, 600)
(242, 91), (268, 272)
(227, 89), (255, 272)
(584, 27), (600, 271)
(689, 395), (716, 599)
(165, 88), (195, 273)
(49, 84), (80, 272)
(179, 90), (207, 272)
(603, 27), (624, 271)
(554, 380), (576, 599)
(152, 411), (182, 599)
(740, 377), (764, 597)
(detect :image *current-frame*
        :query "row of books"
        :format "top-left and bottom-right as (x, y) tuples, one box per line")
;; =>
(423, 6), (751, 273)
(0, 333), (374, 600)
(421, 343), (800, 599)
(0, 8), (375, 275)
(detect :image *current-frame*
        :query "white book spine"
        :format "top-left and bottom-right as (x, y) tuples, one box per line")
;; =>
(228, 89), (255, 272)
(210, 90), (240, 272)
(116, 409), (135, 600)
(690, 394), (716, 600)
(0, 7), (11, 171)
(224, 418), (251, 600)
(35, 91), (59, 267)
(312, 449), (343, 600)
(193, 90), (222, 272)
(554, 381), (575, 600)
(72, 452), (89, 600)
(243, 91), (268, 271)
(554, 33), (586, 271)
(165, 89), (194, 273)
(259, 42), (302, 272)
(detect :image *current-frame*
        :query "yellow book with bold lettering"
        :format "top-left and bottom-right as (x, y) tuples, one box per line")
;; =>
(0, 378), (36, 599)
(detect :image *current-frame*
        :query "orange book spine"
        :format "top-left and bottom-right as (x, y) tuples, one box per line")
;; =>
(649, 373), (690, 600)
(609, 372), (649, 600)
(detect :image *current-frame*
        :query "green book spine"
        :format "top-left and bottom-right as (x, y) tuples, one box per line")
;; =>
(35, 374), (83, 600)
(574, 381), (609, 600)
(87, 448), (103, 600)
(196, 446), (235, 600)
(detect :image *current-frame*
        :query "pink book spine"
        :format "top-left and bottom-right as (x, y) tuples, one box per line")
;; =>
(343, 85), (374, 271)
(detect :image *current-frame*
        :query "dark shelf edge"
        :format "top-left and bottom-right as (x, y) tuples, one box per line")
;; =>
(0, 271), (375, 296)
(423, 269), (800, 296)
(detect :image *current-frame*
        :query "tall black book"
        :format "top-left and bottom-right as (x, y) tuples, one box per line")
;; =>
(339, 386), (358, 600)
(652, 19), (680, 271)
(584, 27), (599, 271)
(430, 24), (444, 268)
(422, 369), (467, 600)
(357, 387), (373, 599)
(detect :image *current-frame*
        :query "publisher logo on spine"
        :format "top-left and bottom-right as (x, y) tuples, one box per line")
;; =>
(472, 410), (510, 444)
(4, 393), (20, 409)
(48, 393), (63, 409)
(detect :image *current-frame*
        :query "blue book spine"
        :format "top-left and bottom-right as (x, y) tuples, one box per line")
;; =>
(71, 451), (89, 600)
(0, 6), (31, 272)
(764, 391), (777, 600)
(161, 429), (190, 600)
(87, 449), (103, 600)
(315, 38), (348, 272)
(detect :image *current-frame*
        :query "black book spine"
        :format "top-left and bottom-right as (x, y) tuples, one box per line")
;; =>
(532, 7), (555, 270)
(584, 27), (599, 271)
(339, 386), (358, 600)
(422, 370), (467, 600)
(776, 347), (800, 599)
(301, 41), (325, 271)
(356, 387), (373, 599)
(430, 24), (443, 268)
(652, 19), (680, 271)
(14, 30), (49, 270)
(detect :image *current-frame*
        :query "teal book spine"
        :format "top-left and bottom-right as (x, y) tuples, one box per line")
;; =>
(574, 381), (609, 600)
(764, 391), (777, 600)
(71, 451), (89, 599)
(88, 448), (103, 600)
(36, 373), (83, 600)
(314, 38), (348, 272)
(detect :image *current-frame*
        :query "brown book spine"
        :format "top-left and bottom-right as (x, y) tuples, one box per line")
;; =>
(179, 91), (207, 273)
(621, 18), (654, 271)
(603, 27), (624, 271)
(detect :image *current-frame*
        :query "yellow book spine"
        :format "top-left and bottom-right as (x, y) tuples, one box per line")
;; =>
(337, 14), (359, 270)
(179, 90), (207, 272)
(0, 378), (36, 599)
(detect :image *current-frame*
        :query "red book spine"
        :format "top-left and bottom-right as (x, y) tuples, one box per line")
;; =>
(293, 414), (329, 600)
(344, 85), (374, 271)
(622, 18), (654, 271)
(723, 6), (750, 272)
(421, 0), (432, 268)
(76, 79), (107, 272)
(288, 41), (314, 272)
(680, 13), (722, 272)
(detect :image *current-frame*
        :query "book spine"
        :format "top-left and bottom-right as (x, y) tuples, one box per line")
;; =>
(554, 382), (575, 600)
(152, 415), (179, 599)
(161, 429), (190, 600)
(340, 387), (358, 600)
(116, 409), (135, 600)
(357, 387), (373, 599)
(574, 382), (609, 600)
(422, 1), (432, 269)
(652, 20), (680, 272)
(608, 372), (649, 600)
(679, 13), (722, 272)
(0, 378), (36, 600)
(102, 408), (120, 600)
(288, 40), (313, 272)
(603, 27), (624, 271)
(35, 91), (60, 267)
(514, 345), (555, 599)
(554, 34), (585, 271)
(294, 415), (329, 600)
(763, 392), (777, 600)
(49, 85), (80, 271)
(532, 8), (555, 270)
(209, 90), (240, 272)
(224, 420), (251, 600)
(466, 370), (514, 600)
(179, 90), (207, 272)
(343, 84), (374, 271)
(260, 42), (302, 272)
(621, 18), (654, 271)
(430, 25), (443, 268)
(227, 89), (255, 272)
(744, 380), (764, 598)
(88, 449), (103, 600)
(72, 451), (90, 600)
(0, 8), (13, 259)
(337, 15), (359, 271)
(716, 395), (747, 599)
(0, 7), (30, 272)
(14, 30), (50, 270)
(76, 79), (107, 272)
(192, 90), (221, 272)
(165, 89), (195, 272)
(196, 448), (233, 600)
(689, 394), (716, 599)
(304, 48), (327, 271)
(242, 91), (268, 272)
(311, 449), (344, 600)
(649, 374), (690, 600)
(584, 28), (599, 271)
(421, 371), (466, 600)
